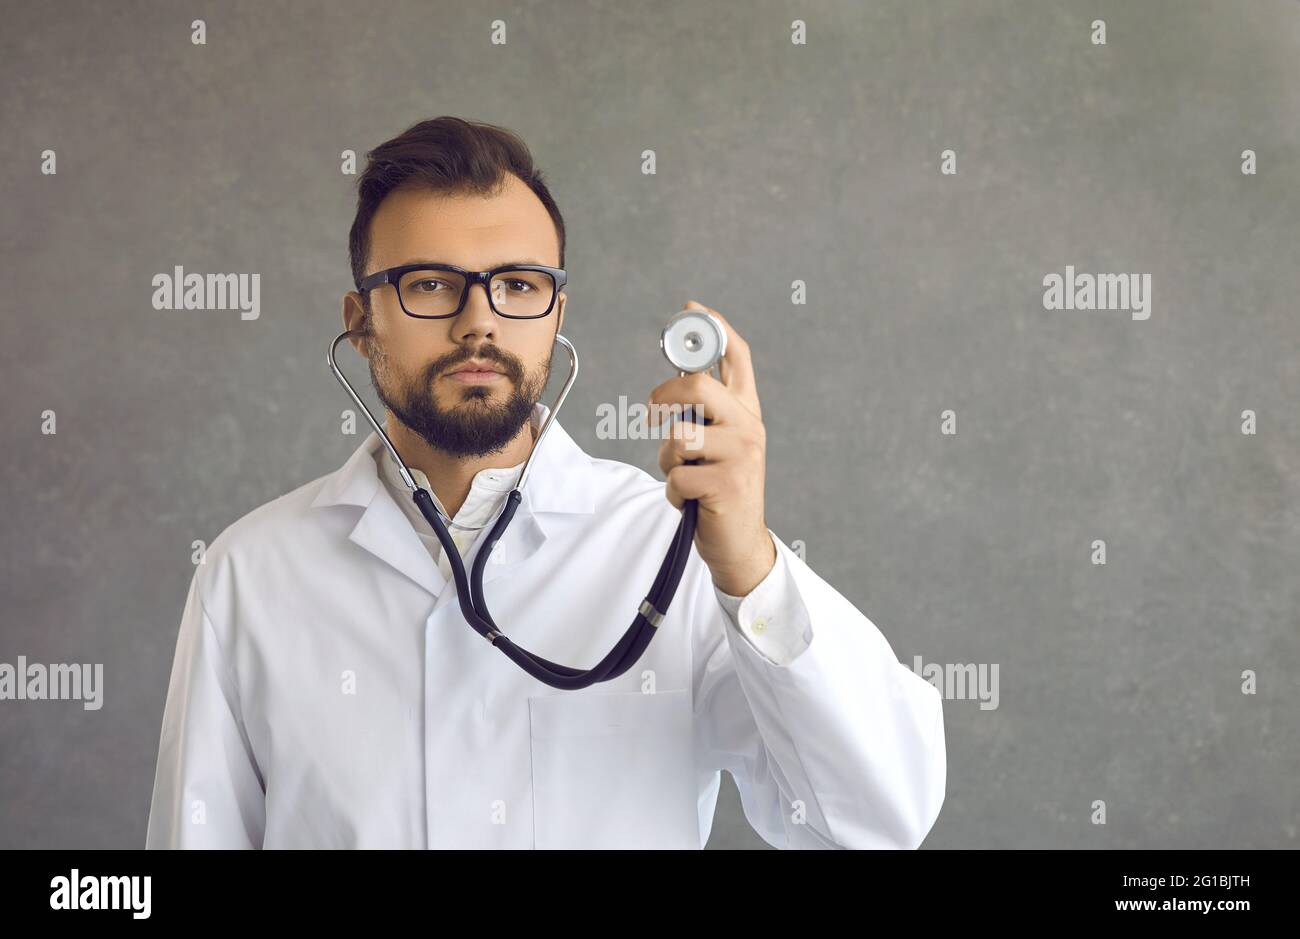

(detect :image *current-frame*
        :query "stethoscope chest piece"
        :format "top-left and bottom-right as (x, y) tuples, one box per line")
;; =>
(661, 308), (726, 375)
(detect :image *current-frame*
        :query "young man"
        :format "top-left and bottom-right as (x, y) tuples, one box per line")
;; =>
(145, 116), (946, 849)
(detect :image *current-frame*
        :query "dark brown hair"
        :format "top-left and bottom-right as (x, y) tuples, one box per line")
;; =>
(348, 116), (566, 302)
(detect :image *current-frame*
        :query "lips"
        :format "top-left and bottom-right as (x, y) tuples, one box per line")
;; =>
(448, 360), (504, 376)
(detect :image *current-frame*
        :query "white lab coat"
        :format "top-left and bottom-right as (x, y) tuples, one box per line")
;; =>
(146, 406), (946, 849)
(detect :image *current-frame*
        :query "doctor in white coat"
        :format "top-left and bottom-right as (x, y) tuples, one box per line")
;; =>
(145, 119), (946, 850)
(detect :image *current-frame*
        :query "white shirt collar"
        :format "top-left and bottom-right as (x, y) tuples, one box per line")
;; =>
(374, 413), (534, 536)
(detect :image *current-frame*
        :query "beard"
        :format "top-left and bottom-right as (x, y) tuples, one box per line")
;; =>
(366, 333), (549, 459)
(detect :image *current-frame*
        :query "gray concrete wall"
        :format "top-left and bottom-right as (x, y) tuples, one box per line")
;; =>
(1, 0), (1296, 848)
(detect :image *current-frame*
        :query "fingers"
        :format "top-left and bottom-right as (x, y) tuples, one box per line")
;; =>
(648, 370), (749, 429)
(656, 421), (752, 476)
(662, 462), (727, 511)
(681, 301), (760, 419)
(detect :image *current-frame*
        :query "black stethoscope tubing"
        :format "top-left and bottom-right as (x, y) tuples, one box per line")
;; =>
(328, 328), (702, 690)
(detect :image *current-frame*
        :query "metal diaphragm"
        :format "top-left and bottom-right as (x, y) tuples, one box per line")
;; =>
(660, 308), (726, 374)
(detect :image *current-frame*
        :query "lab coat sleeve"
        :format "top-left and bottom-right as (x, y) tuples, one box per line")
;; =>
(145, 572), (266, 848)
(692, 529), (947, 849)
(714, 532), (813, 667)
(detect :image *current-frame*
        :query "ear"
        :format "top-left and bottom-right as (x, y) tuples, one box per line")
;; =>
(555, 290), (566, 335)
(342, 290), (371, 359)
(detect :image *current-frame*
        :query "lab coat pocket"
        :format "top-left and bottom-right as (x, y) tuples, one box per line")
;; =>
(528, 688), (698, 849)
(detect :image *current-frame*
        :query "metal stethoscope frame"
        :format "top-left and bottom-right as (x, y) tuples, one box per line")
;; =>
(326, 329), (700, 690)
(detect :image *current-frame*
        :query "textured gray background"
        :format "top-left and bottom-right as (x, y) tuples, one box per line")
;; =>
(1, 0), (1297, 849)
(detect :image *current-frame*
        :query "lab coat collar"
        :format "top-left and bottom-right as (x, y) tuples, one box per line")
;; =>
(309, 403), (595, 597)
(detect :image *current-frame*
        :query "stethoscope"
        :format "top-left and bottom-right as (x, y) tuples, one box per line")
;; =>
(326, 308), (727, 690)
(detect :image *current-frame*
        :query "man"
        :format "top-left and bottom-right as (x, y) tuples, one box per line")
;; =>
(145, 116), (946, 849)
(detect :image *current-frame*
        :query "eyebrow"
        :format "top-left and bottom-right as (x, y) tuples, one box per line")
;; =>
(402, 257), (549, 269)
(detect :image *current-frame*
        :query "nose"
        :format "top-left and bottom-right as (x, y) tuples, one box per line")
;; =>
(451, 278), (500, 344)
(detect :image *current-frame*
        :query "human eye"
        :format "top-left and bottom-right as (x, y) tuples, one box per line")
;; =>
(408, 277), (453, 294)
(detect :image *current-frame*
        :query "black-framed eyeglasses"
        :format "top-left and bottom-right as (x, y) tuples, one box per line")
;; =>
(359, 263), (567, 320)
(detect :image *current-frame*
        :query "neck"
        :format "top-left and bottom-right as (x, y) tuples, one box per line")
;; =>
(385, 414), (536, 519)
